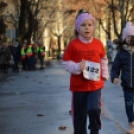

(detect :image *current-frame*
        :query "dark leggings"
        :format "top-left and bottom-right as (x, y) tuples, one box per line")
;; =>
(123, 88), (134, 123)
(72, 89), (102, 134)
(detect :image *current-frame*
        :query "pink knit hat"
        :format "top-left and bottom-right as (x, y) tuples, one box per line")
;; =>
(122, 21), (134, 41)
(75, 13), (95, 33)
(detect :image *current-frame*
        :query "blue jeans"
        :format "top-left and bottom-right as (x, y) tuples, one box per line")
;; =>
(123, 88), (134, 123)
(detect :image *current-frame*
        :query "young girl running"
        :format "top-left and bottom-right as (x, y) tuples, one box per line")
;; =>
(111, 21), (134, 134)
(62, 9), (109, 134)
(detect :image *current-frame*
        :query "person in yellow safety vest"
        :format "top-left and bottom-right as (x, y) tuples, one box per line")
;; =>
(56, 50), (60, 60)
(26, 42), (35, 70)
(33, 43), (38, 69)
(37, 40), (45, 70)
(21, 45), (26, 59)
(21, 42), (28, 70)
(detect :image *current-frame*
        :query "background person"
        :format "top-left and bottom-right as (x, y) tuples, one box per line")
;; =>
(37, 40), (45, 70)
(111, 21), (134, 134)
(0, 43), (11, 73)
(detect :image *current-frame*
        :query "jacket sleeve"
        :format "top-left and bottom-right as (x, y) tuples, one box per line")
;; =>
(111, 51), (121, 83)
(101, 55), (109, 80)
(62, 60), (82, 75)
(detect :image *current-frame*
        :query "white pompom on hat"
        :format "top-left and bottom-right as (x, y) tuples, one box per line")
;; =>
(122, 21), (134, 41)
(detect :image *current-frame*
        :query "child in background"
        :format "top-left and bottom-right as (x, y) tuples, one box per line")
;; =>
(111, 22), (134, 134)
(62, 9), (109, 134)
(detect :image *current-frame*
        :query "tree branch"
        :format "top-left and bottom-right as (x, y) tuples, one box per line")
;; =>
(112, 0), (119, 38)
(125, 0), (129, 22)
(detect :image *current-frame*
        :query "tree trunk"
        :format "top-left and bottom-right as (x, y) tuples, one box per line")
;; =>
(19, 0), (27, 44)
(107, 11), (111, 39)
(23, 4), (34, 44)
(112, 0), (120, 39)
(119, 0), (125, 39)
(58, 36), (61, 53)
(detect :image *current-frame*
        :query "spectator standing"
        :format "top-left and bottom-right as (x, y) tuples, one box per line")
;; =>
(0, 41), (3, 72)
(0, 43), (11, 73)
(21, 40), (28, 70)
(107, 39), (114, 64)
(26, 41), (35, 70)
(111, 39), (121, 63)
(13, 42), (20, 72)
(37, 40), (45, 70)
(32, 41), (38, 69)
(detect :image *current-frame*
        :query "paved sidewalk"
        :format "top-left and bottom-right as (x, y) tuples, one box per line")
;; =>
(0, 60), (130, 134)
(0, 68), (15, 82)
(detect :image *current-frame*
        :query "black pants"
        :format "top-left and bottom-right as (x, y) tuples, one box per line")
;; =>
(13, 60), (19, 71)
(72, 89), (101, 134)
(22, 58), (28, 70)
(39, 57), (44, 68)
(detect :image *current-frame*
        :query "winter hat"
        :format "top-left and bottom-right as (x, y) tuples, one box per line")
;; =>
(122, 21), (134, 41)
(75, 12), (95, 33)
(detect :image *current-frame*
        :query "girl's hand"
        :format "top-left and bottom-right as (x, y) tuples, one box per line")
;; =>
(102, 77), (107, 81)
(80, 60), (86, 71)
(113, 78), (119, 85)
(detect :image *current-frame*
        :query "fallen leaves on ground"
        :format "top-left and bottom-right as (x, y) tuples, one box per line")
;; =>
(33, 79), (36, 82)
(58, 126), (67, 130)
(44, 76), (48, 77)
(69, 110), (72, 115)
(25, 76), (28, 78)
(37, 114), (44, 116)
(39, 82), (42, 83)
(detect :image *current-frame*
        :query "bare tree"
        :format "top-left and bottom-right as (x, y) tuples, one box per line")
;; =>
(92, 0), (134, 39)
(0, 1), (7, 15)
(5, 0), (20, 32)
(47, 0), (77, 53)
(0, 1), (7, 36)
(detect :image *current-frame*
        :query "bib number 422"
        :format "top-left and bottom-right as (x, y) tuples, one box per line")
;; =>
(83, 61), (100, 81)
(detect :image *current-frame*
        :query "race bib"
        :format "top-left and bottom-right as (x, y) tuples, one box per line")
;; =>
(83, 61), (100, 81)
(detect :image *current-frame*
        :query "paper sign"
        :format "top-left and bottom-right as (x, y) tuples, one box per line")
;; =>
(83, 61), (100, 81)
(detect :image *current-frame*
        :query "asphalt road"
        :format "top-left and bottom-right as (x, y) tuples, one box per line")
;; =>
(0, 59), (130, 134)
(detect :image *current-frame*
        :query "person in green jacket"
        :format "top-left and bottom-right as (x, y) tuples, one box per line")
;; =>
(37, 40), (45, 70)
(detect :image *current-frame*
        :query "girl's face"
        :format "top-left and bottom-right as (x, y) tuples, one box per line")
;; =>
(78, 19), (94, 39)
(126, 36), (134, 45)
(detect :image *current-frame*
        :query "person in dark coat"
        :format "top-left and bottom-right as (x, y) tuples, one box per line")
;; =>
(7, 41), (14, 70)
(21, 39), (28, 70)
(12, 42), (21, 72)
(0, 40), (3, 72)
(111, 21), (134, 134)
(0, 43), (11, 73)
